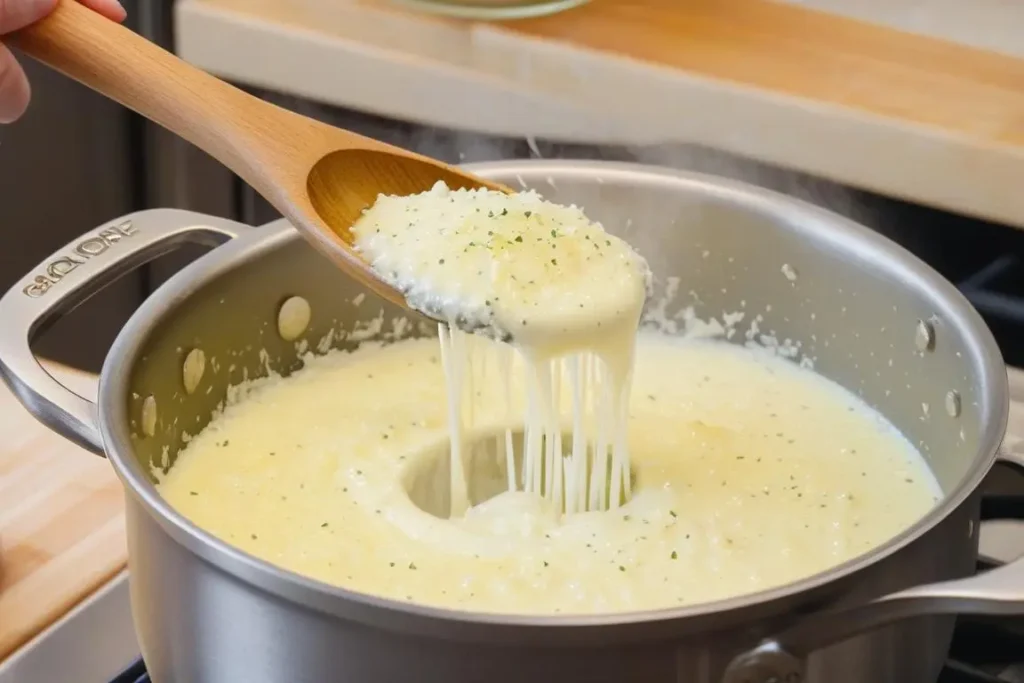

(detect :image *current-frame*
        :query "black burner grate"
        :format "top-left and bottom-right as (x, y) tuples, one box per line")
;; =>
(938, 605), (1024, 682)
(939, 661), (1009, 683)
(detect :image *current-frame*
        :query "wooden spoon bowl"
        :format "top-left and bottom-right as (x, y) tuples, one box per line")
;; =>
(9, 0), (509, 312)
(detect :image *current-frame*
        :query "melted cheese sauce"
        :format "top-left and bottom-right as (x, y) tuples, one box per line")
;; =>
(351, 183), (651, 515)
(159, 334), (939, 614)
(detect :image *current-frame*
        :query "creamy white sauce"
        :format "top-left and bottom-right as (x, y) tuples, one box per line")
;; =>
(158, 185), (938, 615)
(351, 183), (651, 514)
(159, 333), (939, 615)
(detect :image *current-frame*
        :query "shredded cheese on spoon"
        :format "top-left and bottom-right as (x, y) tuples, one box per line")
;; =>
(351, 182), (651, 515)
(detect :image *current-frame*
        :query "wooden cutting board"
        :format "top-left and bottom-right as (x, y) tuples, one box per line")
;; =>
(0, 364), (126, 662)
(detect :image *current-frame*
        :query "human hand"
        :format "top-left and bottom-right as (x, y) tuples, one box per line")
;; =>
(0, 0), (126, 123)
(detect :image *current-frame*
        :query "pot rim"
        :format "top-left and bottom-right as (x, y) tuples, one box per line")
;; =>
(97, 160), (1009, 641)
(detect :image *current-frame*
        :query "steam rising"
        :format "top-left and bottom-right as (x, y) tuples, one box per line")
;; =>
(419, 128), (878, 231)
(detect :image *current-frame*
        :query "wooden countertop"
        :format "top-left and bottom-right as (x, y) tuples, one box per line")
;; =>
(176, 0), (1024, 229)
(0, 365), (126, 662)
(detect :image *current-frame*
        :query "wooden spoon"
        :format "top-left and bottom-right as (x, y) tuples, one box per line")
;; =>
(8, 0), (510, 313)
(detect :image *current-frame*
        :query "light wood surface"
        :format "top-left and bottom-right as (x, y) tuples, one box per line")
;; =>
(503, 0), (1024, 148)
(0, 363), (125, 662)
(10, 0), (508, 318)
(208, 0), (1024, 148)
(176, 0), (1024, 230)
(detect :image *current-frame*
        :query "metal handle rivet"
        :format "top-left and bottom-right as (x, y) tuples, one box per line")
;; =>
(915, 319), (935, 352)
(945, 390), (961, 418)
(278, 295), (312, 341)
(183, 348), (206, 395)
(141, 395), (158, 437)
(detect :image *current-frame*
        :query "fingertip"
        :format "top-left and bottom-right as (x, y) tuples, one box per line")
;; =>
(0, 0), (59, 33)
(104, 0), (128, 23)
(79, 0), (128, 22)
(0, 46), (30, 124)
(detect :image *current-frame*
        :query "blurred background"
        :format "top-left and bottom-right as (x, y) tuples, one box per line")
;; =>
(2, 0), (1023, 371)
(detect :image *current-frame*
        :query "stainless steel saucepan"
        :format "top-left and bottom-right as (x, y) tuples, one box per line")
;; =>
(0, 160), (1020, 683)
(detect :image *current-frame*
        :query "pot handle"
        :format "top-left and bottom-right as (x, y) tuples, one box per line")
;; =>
(723, 449), (1024, 683)
(0, 210), (244, 455)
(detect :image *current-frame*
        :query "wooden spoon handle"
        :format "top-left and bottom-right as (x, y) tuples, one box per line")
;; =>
(8, 0), (296, 190)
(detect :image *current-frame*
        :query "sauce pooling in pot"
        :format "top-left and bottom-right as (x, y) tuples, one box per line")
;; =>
(159, 333), (939, 614)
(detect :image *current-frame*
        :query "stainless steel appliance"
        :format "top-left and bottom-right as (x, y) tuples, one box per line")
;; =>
(0, 161), (1020, 683)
